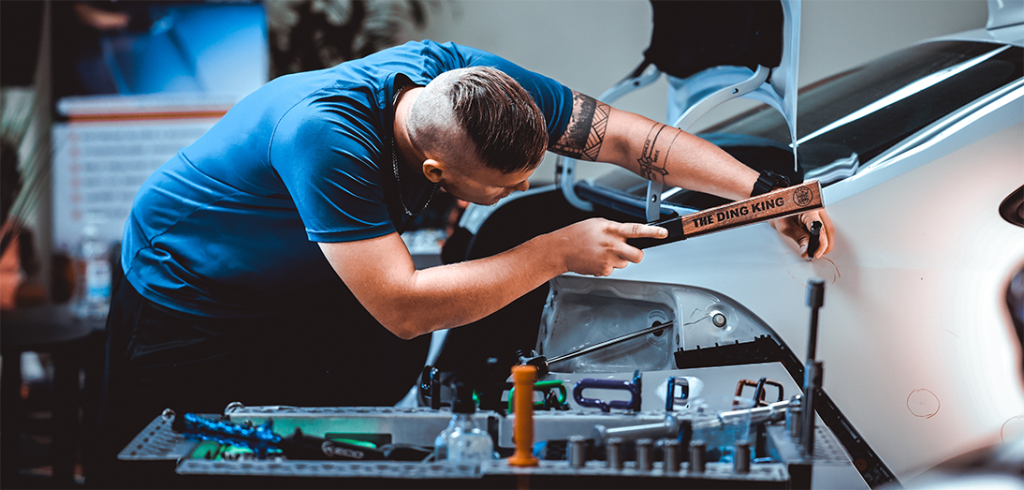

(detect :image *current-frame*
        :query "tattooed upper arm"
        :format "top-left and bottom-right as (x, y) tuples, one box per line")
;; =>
(549, 90), (610, 161)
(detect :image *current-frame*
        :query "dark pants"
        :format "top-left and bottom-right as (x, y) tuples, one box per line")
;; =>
(90, 269), (430, 488)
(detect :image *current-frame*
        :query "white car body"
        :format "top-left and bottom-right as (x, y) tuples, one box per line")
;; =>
(445, 16), (1023, 490)
(569, 24), (1024, 484)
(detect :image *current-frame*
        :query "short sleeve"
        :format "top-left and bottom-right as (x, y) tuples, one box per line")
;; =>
(269, 96), (395, 243)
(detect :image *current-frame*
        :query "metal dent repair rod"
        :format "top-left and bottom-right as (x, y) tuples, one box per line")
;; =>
(548, 321), (674, 367)
(519, 321), (674, 378)
(802, 279), (825, 459)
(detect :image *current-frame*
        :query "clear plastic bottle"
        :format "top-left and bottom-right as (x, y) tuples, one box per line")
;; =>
(433, 383), (495, 463)
(72, 221), (111, 320)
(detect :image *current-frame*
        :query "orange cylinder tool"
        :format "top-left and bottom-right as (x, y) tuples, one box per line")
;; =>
(508, 365), (539, 467)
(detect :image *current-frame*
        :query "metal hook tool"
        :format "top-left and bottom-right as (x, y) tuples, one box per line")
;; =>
(518, 321), (674, 378)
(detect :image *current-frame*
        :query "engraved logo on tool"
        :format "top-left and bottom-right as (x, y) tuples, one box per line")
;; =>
(793, 186), (814, 207)
(690, 196), (788, 229)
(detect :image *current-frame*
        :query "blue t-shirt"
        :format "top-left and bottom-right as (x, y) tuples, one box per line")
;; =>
(122, 40), (573, 317)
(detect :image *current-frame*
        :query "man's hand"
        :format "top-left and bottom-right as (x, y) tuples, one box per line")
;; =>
(555, 218), (667, 276)
(770, 208), (836, 260)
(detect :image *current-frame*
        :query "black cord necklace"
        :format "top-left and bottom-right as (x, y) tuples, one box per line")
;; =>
(392, 85), (439, 217)
(391, 139), (439, 217)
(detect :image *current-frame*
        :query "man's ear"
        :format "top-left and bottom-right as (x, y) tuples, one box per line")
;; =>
(423, 158), (445, 184)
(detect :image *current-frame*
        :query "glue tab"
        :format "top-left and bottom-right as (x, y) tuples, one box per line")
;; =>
(508, 365), (539, 467)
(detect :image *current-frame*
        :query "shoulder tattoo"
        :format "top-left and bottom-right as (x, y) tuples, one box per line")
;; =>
(550, 90), (610, 161)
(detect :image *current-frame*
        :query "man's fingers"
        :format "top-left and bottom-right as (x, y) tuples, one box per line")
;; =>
(772, 216), (801, 240)
(772, 215), (815, 259)
(796, 233), (811, 258)
(617, 222), (668, 239)
(611, 222), (657, 263)
(820, 210), (836, 257)
(616, 242), (645, 264)
(815, 234), (830, 259)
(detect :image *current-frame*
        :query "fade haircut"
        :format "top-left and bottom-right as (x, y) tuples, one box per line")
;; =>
(408, 66), (548, 174)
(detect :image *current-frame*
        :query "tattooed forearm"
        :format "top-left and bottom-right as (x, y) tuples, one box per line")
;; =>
(636, 123), (676, 183)
(550, 91), (609, 161)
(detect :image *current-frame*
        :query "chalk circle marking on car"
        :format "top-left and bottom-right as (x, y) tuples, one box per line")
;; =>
(1001, 415), (1024, 443)
(907, 389), (941, 419)
(785, 254), (841, 285)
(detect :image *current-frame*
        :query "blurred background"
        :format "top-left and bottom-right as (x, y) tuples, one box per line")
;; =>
(0, 0), (989, 486)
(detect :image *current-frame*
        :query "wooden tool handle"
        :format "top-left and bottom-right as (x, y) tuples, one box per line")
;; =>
(627, 180), (824, 249)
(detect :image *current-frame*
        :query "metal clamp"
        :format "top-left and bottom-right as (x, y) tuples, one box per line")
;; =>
(573, 378), (641, 413)
(665, 376), (690, 411)
(508, 380), (568, 412)
(735, 377), (785, 407)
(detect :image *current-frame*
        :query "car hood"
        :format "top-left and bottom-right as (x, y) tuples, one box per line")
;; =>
(651, 0), (801, 151)
(987, 0), (1024, 30)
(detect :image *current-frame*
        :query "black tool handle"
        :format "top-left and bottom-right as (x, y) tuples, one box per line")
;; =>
(806, 221), (822, 257)
(626, 217), (686, 249)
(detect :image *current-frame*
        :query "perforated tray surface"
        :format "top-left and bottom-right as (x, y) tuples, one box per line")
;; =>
(118, 411), (201, 461)
(177, 460), (481, 479)
(118, 403), (864, 489)
(119, 410), (789, 483)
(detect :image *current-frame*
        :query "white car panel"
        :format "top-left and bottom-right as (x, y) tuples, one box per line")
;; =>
(448, 11), (1024, 489)
(609, 119), (1024, 481)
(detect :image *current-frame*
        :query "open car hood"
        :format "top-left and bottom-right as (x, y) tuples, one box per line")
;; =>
(651, 0), (801, 147)
(557, 0), (802, 220)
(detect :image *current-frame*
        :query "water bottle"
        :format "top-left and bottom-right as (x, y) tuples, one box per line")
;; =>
(72, 221), (111, 320)
(433, 383), (495, 463)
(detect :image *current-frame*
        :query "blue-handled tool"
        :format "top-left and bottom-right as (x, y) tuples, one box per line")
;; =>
(172, 412), (429, 461)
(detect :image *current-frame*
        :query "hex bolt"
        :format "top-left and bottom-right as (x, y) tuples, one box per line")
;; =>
(734, 440), (751, 474)
(606, 437), (624, 470)
(659, 439), (681, 472)
(636, 438), (654, 471)
(569, 435), (587, 469)
(689, 439), (706, 473)
(711, 312), (727, 328)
